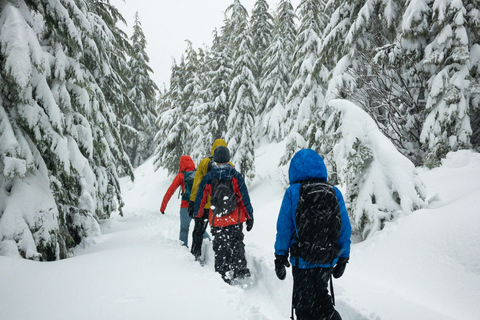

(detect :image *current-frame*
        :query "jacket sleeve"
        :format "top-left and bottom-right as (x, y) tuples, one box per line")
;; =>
(190, 157), (209, 202)
(334, 187), (351, 258)
(160, 173), (184, 212)
(274, 186), (297, 256)
(194, 173), (211, 218)
(234, 171), (253, 218)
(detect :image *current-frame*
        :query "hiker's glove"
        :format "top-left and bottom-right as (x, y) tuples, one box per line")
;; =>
(332, 256), (349, 279)
(246, 218), (254, 232)
(161, 211), (165, 215)
(188, 201), (195, 218)
(274, 254), (290, 280)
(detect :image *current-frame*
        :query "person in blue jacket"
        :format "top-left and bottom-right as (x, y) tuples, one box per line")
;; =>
(274, 149), (351, 320)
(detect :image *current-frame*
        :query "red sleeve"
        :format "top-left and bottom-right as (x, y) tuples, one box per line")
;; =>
(160, 173), (184, 212)
(233, 178), (251, 219)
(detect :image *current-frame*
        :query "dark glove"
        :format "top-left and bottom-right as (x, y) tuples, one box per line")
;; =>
(161, 211), (165, 215)
(332, 256), (349, 279)
(274, 254), (290, 280)
(188, 201), (195, 218)
(246, 218), (254, 232)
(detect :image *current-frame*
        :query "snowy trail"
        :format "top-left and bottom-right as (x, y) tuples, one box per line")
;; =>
(91, 205), (369, 320)
(115, 151), (372, 319)
(2, 149), (480, 319)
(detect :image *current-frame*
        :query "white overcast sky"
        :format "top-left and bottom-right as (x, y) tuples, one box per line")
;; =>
(111, 0), (301, 89)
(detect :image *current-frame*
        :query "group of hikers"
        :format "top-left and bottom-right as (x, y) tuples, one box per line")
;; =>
(160, 139), (351, 320)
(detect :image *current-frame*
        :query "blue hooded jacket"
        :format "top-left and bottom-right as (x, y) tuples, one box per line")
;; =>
(274, 149), (351, 268)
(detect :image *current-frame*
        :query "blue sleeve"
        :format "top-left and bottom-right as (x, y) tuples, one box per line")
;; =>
(235, 171), (253, 218)
(334, 187), (351, 258)
(274, 185), (299, 256)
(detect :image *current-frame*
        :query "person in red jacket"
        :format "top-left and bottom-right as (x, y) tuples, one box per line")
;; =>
(160, 155), (199, 247)
(194, 146), (254, 284)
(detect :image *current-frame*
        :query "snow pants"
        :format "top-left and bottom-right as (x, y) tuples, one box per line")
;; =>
(292, 266), (341, 320)
(190, 210), (210, 258)
(211, 224), (249, 282)
(179, 207), (190, 247)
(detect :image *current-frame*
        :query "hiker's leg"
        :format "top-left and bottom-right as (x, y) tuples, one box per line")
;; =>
(293, 267), (341, 320)
(201, 210), (210, 240)
(292, 266), (318, 320)
(179, 207), (190, 247)
(211, 226), (231, 281)
(191, 210), (210, 258)
(191, 217), (204, 258)
(316, 268), (342, 320)
(229, 224), (249, 278)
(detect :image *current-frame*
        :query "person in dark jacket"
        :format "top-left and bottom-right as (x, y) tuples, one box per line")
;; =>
(274, 149), (351, 320)
(188, 139), (233, 260)
(194, 146), (254, 284)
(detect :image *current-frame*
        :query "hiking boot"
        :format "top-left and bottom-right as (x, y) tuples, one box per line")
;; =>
(234, 268), (251, 279)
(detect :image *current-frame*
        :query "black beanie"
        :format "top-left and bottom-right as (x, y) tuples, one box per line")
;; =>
(214, 146), (230, 163)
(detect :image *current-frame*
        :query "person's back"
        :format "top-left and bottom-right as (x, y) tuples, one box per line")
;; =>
(189, 139), (230, 211)
(195, 163), (252, 227)
(194, 146), (254, 284)
(274, 149), (351, 320)
(160, 155), (196, 247)
(188, 139), (231, 260)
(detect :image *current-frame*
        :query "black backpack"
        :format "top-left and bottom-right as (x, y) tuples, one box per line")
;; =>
(181, 170), (196, 201)
(210, 177), (237, 217)
(290, 180), (341, 264)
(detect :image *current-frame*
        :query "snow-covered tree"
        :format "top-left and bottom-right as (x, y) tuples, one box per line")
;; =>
(250, 0), (273, 86)
(321, 0), (429, 165)
(124, 12), (159, 168)
(182, 41), (208, 161)
(281, 0), (327, 165)
(154, 58), (189, 174)
(258, 0), (296, 141)
(325, 99), (427, 239)
(420, 0), (479, 167)
(195, 29), (232, 156)
(0, 0), (132, 260)
(225, 0), (257, 180)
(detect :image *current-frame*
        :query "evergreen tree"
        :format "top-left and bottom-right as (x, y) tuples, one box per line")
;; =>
(199, 29), (232, 153)
(154, 58), (189, 174)
(183, 41), (209, 161)
(0, 0), (132, 260)
(250, 0), (273, 87)
(89, 0), (134, 176)
(321, 0), (428, 165)
(225, 0), (257, 180)
(281, 0), (327, 165)
(258, 0), (296, 141)
(420, 0), (479, 167)
(324, 99), (427, 239)
(124, 12), (159, 168)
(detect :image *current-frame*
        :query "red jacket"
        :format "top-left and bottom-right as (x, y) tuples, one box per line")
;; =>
(195, 164), (253, 227)
(160, 155), (195, 212)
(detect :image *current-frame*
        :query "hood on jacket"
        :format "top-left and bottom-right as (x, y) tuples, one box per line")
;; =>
(210, 164), (235, 181)
(179, 155), (195, 173)
(289, 149), (328, 184)
(210, 139), (228, 156)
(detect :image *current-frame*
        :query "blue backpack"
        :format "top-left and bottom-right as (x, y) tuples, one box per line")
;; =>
(181, 170), (196, 201)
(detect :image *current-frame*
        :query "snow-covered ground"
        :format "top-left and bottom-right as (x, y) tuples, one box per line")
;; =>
(1, 143), (480, 320)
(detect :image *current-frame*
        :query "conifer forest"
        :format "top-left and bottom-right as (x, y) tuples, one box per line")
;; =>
(1, 0), (479, 260)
